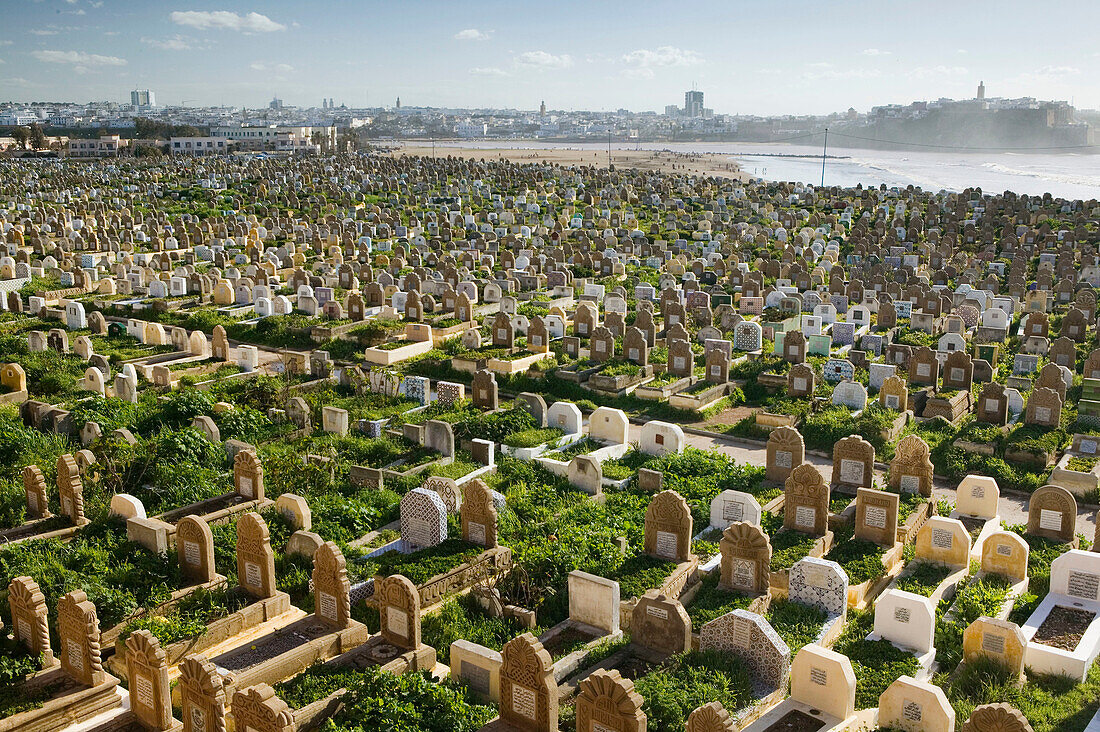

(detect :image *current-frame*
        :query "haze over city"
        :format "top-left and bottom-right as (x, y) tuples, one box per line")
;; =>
(1, 0), (1098, 115)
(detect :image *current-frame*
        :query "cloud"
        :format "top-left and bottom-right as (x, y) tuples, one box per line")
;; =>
(1034, 65), (1080, 76)
(470, 67), (509, 77)
(1009, 65), (1082, 85)
(170, 10), (285, 33)
(32, 49), (126, 67)
(250, 62), (294, 72)
(622, 68), (655, 80)
(908, 65), (969, 79)
(142, 35), (192, 50)
(29, 29), (59, 36)
(515, 50), (573, 69)
(803, 66), (881, 81)
(621, 46), (703, 68)
(0, 40), (12, 46)
(861, 48), (890, 56)
(455, 28), (491, 41)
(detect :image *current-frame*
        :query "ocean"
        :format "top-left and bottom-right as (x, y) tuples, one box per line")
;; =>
(442, 140), (1100, 201)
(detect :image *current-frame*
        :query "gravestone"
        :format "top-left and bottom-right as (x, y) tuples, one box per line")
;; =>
(58, 589), (106, 687)
(790, 644), (857, 722)
(57, 453), (86, 524)
(576, 670), (646, 732)
(962, 617), (1027, 678)
(230, 685), (294, 732)
(873, 589), (935, 655)
(471, 370), (499, 410)
(699, 610), (790, 691)
(23, 465), (51, 519)
(379, 581), (422, 652)
(784, 463), (830, 536)
(8, 576), (53, 666)
(980, 531), (1029, 582)
(709, 490), (762, 530)
(176, 515), (217, 584)
(461, 478), (498, 548)
(766, 426), (804, 483)
(568, 571), (620, 636)
(499, 633), (557, 732)
(125, 630), (176, 731)
(877, 676), (955, 732)
(233, 449), (265, 501)
(424, 420), (455, 457)
(889, 434), (934, 496)
(789, 557), (849, 617)
(787, 362), (815, 397)
(915, 517), (971, 568)
(686, 702), (736, 732)
(1024, 386), (1062, 428)
(957, 476), (1000, 519)
(236, 512), (277, 599)
(831, 435), (875, 492)
(178, 654), (228, 732)
(423, 476), (462, 513)
(719, 522), (771, 595)
(855, 488), (900, 547)
(632, 590), (692, 656)
(1027, 484), (1077, 542)
(568, 455), (603, 495)
(962, 704), (1034, 732)
(400, 487), (448, 548)
(644, 490), (693, 563)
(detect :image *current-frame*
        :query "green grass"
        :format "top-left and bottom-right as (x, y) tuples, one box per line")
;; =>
(894, 562), (953, 597)
(834, 609), (921, 710)
(501, 427), (566, 448)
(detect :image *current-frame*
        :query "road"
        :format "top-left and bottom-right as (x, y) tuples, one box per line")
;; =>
(625, 423), (1098, 540)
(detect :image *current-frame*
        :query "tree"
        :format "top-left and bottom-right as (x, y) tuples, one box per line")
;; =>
(11, 126), (30, 150)
(29, 124), (47, 151)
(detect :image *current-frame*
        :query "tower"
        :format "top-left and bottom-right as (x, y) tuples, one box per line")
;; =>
(977, 80), (985, 101)
(684, 89), (704, 118)
(539, 100), (546, 117)
(396, 96), (401, 109)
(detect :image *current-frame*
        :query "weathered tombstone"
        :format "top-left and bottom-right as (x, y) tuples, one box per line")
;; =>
(784, 463), (829, 536)
(644, 490), (693, 563)
(461, 478), (498, 548)
(855, 487), (900, 547)
(872, 589), (936, 656)
(962, 617), (1027, 678)
(831, 435), (875, 492)
(517, 392), (548, 427)
(789, 557), (849, 618)
(956, 476), (1000, 519)
(233, 449), (265, 500)
(125, 630), (176, 731)
(1027, 484), (1077, 542)
(879, 374), (909, 412)
(915, 517), (971, 568)
(877, 676), (955, 732)
(23, 465), (51, 519)
(686, 702), (735, 732)
(787, 362), (815, 397)
(57, 453), (86, 525)
(499, 633), (557, 732)
(236, 512), (277, 599)
(176, 515), (217, 584)
(312, 541), (351, 628)
(719, 522), (771, 595)
(962, 703), (1034, 732)
(1024, 386), (1062, 428)
(321, 405), (349, 435)
(423, 475), (462, 513)
(889, 435), (934, 496)
(378, 573), (421, 650)
(575, 670), (646, 732)
(424, 419), (455, 457)
(58, 589), (106, 687)
(789, 644), (857, 722)
(8, 576), (54, 666)
(568, 455), (603, 496)
(567, 571), (621, 636)
(471, 369), (499, 410)
(230, 685), (294, 732)
(178, 654), (228, 732)
(980, 531), (1029, 582)
(766, 426), (804, 483)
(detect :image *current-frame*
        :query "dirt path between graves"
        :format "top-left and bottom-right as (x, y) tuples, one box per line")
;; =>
(626, 423), (1097, 539)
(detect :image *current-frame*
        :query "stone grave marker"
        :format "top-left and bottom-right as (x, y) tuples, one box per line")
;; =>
(499, 633), (557, 732)
(176, 515), (217, 584)
(855, 487), (900, 547)
(719, 522), (771, 595)
(784, 463), (830, 536)
(1027, 484), (1077, 542)
(766, 426), (804, 483)
(644, 490), (693, 563)
(236, 512), (277, 599)
(576, 670), (646, 732)
(400, 487), (448, 548)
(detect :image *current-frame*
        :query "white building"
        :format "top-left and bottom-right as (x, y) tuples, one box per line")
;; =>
(68, 136), (122, 157)
(170, 137), (228, 155)
(210, 124), (335, 151)
(455, 121), (487, 138)
(130, 89), (156, 108)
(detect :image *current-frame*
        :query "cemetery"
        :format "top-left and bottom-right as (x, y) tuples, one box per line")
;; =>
(4, 152), (1100, 732)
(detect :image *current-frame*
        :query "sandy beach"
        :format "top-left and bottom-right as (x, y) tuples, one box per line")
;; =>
(386, 141), (749, 181)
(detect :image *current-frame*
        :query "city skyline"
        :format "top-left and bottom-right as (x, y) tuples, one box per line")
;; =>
(0, 0), (1097, 115)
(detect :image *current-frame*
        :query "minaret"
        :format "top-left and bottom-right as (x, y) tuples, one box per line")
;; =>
(977, 80), (985, 101)
(540, 100), (546, 117)
(396, 96), (401, 109)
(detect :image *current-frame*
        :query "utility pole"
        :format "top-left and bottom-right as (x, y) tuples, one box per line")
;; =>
(608, 130), (612, 168)
(820, 127), (828, 187)
(431, 135), (435, 159)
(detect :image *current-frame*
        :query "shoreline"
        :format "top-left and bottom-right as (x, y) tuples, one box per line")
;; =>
(385, 142), (750, 181)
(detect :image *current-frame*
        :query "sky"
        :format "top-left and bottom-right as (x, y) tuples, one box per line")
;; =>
(0, 0), (1097, 115)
